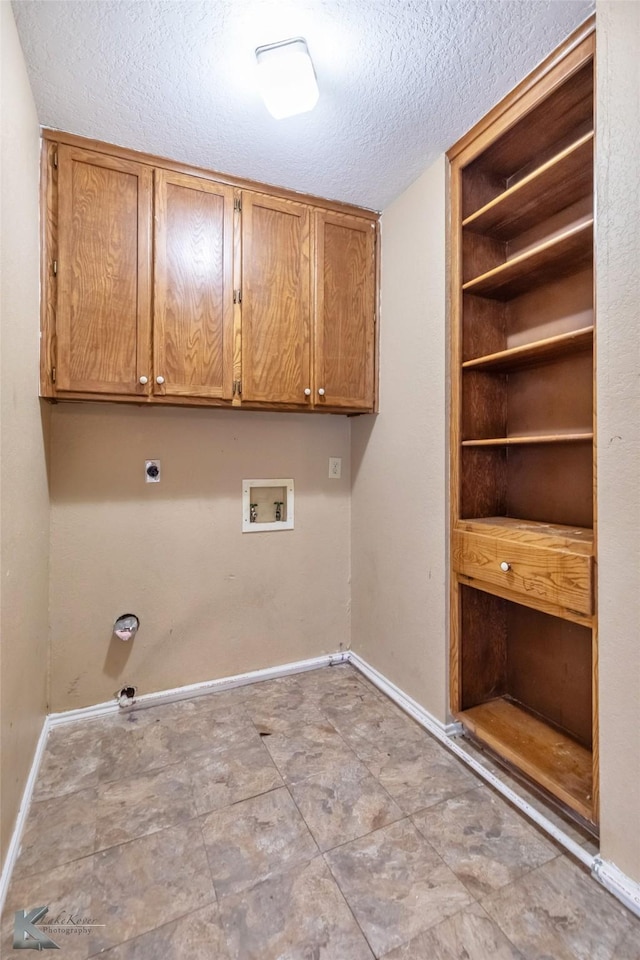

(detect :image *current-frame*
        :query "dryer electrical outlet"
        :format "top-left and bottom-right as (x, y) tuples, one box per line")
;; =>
(145, 460), (161, 482)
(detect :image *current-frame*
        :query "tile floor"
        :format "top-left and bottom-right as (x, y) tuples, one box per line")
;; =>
(3, 665), (639, 959)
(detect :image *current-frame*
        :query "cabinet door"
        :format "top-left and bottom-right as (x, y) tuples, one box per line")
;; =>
(241, 192), (311, 404)
(314, 211), (376, 410)
(56, 146), (152, 395)
(154, 171), (234, 399)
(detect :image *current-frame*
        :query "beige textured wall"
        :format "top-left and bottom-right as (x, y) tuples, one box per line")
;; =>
(351, 156), (448, 722)
(596, 1), (640, 883)
(0, 5), (50, 867)
(49, 404), (350, 711)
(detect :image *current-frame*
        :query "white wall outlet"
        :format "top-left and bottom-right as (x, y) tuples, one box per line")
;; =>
(145, 460), (161, 483)
(328, 457), (342, 479)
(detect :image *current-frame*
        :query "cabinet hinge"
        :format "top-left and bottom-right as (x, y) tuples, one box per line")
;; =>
(234, 379), (242, 396)
(53, 150), (58, 169)
(233, 289), (242, 304)
(51, 367), (56, 383)
(52, 260), (58, 276)
(233, 198), (242, 212)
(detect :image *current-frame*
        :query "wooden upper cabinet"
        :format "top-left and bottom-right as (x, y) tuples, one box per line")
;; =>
(44, 133), (379, 412)
(240, 192), (311, 405)
(56, 145), (152, 394)
(154, 171), (234, 399)
(314, 211), (376, 410)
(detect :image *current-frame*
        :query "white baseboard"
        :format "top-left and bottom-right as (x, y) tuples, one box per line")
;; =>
(592, 857), (640, 919)
(3, 647), (639, 923)
(48, 652), (349, 726)
(0, 717), (49, 913)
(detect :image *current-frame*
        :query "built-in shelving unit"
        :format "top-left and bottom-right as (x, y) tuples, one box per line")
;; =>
(448, 19), (597, 828)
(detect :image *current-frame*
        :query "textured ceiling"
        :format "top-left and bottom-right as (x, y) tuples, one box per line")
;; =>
(12, 0), (594, 211)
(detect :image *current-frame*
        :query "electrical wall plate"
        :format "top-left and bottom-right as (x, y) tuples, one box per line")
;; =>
(242, 479), (294, 532)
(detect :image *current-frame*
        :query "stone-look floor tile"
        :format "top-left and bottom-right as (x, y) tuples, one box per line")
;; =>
(33, 720), (110, 801)
(284, 668), (386, 722)
(88, 819), (214, 954)
(294, 664), (364, 690)
(188, 740), (283, 815)
(612, 924), (640, 960)
(364, 740), (479, 814)
(412, 785), (558, 898)
(97, 699), (254, 783)
(317, 687), (387, 720)
(380, 902), (523, 959)
(145, 697), (257, 759)
(2, 854), (95, 959)
(482, 854), (640, 960)
(90, 902), (228, 959)
(219, 855), (374, 960)
(319, 688), (389, 724)
(95, 763), (196, 849)
(295, 664), (376, 698)
(97, 709), (175, 782)
(328, 707), (434, 766)
(201, 786), (318, 899)
(243, 678), (327, 731)
(324, 818), (474, 957)
(260, 720), (359, 784)
(290, 757), (403, 852)
(180, 687), (250, 716)
(13, 788), (97, 880)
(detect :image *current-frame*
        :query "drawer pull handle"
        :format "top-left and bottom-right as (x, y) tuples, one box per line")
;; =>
(500, 561), (511, 572)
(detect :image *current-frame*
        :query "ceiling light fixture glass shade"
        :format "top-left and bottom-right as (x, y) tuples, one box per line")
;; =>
(255, 38), (319, 119)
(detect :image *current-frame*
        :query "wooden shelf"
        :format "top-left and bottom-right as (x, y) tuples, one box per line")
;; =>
(462, 433), (593, 447)
(462, 326), (593, 371)
(462, 220), (593, 301)
(463, 133), (593, 240)
(458, 697), (594, 822)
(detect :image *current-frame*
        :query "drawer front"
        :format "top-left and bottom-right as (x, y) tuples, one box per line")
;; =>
(452, 530), (592, 615)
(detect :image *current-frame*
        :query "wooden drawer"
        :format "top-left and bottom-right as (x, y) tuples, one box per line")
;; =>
(453, 523), (593, 615)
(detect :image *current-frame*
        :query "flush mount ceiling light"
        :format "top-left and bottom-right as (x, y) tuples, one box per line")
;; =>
(255, 37), (319, 120)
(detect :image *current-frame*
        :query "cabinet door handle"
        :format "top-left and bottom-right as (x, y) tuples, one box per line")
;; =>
(318, 388), (325, 396)
(304, 388), (311, 396)
(500, 561), (511, 572)
(156, 376), (165, 385)
(139, 376), (148, 385)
